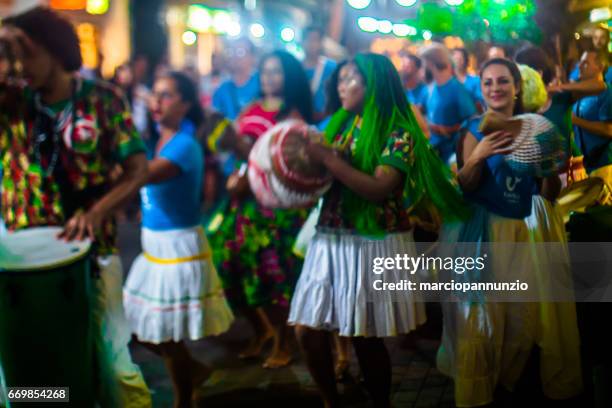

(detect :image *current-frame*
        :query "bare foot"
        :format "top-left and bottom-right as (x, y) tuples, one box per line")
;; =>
(191, 359), (212, 388)
(238, 331), (274, 359)
(334, 359), (350, 381)
(262, 348), (292, 369)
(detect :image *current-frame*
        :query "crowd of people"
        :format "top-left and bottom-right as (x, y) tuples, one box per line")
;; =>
(0, 6), (611, 408)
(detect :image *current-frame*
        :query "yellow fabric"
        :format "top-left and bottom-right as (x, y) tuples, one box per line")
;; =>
(94, 256), (152, 408)
(143, 252), (211, 265)
(590, 164), (612, 205)
(207, 119), (230, 154)
(438, 209), (582, 407)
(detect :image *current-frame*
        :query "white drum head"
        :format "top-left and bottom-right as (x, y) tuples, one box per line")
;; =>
(0, 227), (91, 271)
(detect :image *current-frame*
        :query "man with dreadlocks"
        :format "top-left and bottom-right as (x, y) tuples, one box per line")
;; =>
(287, 53), (469, 408)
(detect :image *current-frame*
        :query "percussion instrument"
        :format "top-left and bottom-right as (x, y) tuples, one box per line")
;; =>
(565, 156), (588, 186)
(557, 177), (610, 223)
(479, 112), (568, 177)
(0, 227), (94, 406)
(248, 120), (332, 209)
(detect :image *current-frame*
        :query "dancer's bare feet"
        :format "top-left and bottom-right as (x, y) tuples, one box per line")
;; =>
(334, 359), (350, 381)
(191, 359), (213, 388)
(238, 330), (274, 359)
(262, 345), (292, 369)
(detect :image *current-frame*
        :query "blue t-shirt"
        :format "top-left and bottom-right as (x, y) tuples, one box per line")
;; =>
(426, 77), (477, 163)
(569, 64), (612, 83)
(463, 117), (536, 219)
(405, 82), (429, 112)
(212, 73), (260, 120)
(141, 121), (204, 230)
(305, 58), (337, 118)
(573, 87), (612, 172)
(462, 74), (484, 110)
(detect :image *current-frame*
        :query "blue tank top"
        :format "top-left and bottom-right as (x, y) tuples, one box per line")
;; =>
(463, 116), (536, 219)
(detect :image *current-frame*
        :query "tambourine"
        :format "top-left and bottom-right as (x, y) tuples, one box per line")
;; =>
(248, 120), (332, 209)
(479, 112), (568, 177)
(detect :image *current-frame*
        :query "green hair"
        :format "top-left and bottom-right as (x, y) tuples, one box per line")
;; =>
(324, 53), (470, 235)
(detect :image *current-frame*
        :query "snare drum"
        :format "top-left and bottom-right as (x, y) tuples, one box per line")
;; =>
(0, 227), (94, 406)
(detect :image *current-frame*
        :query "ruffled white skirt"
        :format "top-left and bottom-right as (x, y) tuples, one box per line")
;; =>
(288, 229), (426, 337)
(123, 226), (234, 344)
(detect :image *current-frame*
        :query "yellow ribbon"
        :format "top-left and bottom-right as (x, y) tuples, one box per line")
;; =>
(143, 252), (211, 265)
(207, 119), (230, 153)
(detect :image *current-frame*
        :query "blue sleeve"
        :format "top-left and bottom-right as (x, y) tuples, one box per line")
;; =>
(212, 82), (228, 116)
(569, 64), (580, 82)
(160, 136), (200, 173)
(599, 90), (612, 122)
(458, 86), (477, 121)
(605, 68), (612, 84)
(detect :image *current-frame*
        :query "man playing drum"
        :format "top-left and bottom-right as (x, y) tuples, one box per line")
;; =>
(0, 7), (151, 407)
(572, 49), (612, 204)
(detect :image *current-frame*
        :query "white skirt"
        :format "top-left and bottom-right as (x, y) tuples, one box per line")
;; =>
(123, 226), (234, 344)
(288, 229), (426, 337)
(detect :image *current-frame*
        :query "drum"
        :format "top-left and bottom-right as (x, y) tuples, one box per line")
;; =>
(479, 112), (568, 177)
(557, 177), (609, 223)
(0, 227), (94, 406)
(248, 120), (332, 209)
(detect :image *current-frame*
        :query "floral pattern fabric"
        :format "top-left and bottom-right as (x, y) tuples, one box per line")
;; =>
(317, 126), (416, 233)
(0, 79), (145, 254)
(208, 102), (306, 308)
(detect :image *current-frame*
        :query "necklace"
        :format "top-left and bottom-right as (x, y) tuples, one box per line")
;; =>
(32, 78), (78, 177)
(337, 115), (360, 152)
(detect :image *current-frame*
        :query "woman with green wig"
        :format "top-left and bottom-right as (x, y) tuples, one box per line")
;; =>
(287, 53), (469, 407)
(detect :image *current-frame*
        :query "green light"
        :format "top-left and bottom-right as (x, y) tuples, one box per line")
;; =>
(500, 9), (508, 19)
(187, 5), (212, 32)
(86, 0), (108, 15)
(347, 0), (371, 10)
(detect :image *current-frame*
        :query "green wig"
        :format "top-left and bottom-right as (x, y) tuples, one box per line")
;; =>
(324, 53), (470, 235)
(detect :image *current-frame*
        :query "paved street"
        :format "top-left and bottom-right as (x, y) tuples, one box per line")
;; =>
(118, 221), (456, 408)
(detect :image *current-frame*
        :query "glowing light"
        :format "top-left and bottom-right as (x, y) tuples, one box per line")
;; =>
(86, 0), (108, 14)
(182, 31), (197, 46)
(250, 23), (265, 38)
(395, 0), (417, 6)
(574, 32), (581, 40)
(590, 8), (611, 23)
(50, 0), (86, 10)
(227, 21), (242, 37)
(281, 27), (296, 42)
(422, 30), (433, 41)
(347, 0), (372, 10)
(392, 23), (417, 37)
(244, 0), (256, 11)
(187, 6), (212, 32)
(483, 18), (490, 27)
(377, 20), (393, 34)
(500, 9), (509, 19)
(212, 11), (232, 34)
(444, 0), (464, 5)
(357, 17), (378, 33)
